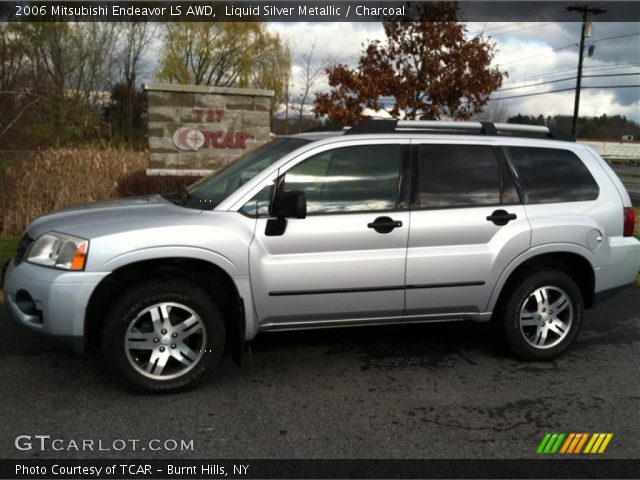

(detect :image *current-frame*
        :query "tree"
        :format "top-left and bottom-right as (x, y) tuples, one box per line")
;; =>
(292, 40), (327, 131)
(314, 2), (504, 125)
(508, 113), (640, 140)
(0, 22), (119, 147)
(156, 22), (290, 115)
(118, 22), (155, 146)
(104, 82), (148, 146)
(246, 30), (291, 119)
(0, 23), (31, 141)
(471, 101), (509, 123)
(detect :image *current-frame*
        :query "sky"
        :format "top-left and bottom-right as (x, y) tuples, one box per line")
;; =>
(267, 21), (640, 122)
(144, 21), (640, 123)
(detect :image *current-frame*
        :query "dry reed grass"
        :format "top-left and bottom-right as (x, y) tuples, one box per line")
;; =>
(0, 148), (199, 236)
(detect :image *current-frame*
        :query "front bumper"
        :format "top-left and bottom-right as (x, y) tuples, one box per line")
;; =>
(3, 259), (109, 353)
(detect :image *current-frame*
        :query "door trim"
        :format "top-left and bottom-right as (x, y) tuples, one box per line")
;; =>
(259, 311), (493, 331)
(269, 281), (486, 296)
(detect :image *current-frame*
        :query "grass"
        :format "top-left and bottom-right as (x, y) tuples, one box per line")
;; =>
(0, 236), (19, 267)
(0, 236), (20, 303)
(620, 174), (640, 182)
(0, 147), (198, 236)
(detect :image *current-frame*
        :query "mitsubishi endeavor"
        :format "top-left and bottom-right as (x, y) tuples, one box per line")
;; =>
(3, 120), (639, 393)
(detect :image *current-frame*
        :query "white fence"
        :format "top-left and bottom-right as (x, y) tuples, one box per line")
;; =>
(578, 139), (640, 165)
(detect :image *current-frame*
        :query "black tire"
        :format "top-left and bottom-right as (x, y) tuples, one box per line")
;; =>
(102, 280), (225, 394)
(496, 269), (583, 361)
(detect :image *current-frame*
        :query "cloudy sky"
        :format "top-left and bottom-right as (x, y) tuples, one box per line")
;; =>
(266, 21), (640, 122)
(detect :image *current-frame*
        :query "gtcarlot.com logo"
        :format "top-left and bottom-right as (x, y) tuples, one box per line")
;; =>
(15, 435), (194, 452)
(536, 432), (613, 454)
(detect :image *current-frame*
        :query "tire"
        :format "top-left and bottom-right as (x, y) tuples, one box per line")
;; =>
(497, 269), (583, 361)
(102, 280), (225, 393)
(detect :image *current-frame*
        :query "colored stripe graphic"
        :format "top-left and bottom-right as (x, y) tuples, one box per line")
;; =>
(537, 433), (552, 454)
(584, 433), (614, 454)
(574, 433), (589, 454)
(559, 433), (575, 454)
(550, 433), (565, 453)
(539, 433), (613, 454)
(537, 433), (565, 454)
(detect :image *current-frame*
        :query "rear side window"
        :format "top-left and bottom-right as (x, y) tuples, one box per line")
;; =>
(507, 147), (599, 203)
(417, 144), (502, 208)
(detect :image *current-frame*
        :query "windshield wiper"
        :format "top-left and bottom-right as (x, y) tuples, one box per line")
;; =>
(176, 185), (192, 205)
(163, 185), (193, 207)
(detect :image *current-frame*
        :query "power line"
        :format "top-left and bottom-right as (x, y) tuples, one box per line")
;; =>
(496, 72), (640, 92)
(583, 72), (640, 79)
(498, 42), (577, 66)
(489, 84), (639, 102)
(481, 22), (557, 38)
(502, 63), (640, 85)
(496, 31), (639, 68)
(592, 31), (640, 43)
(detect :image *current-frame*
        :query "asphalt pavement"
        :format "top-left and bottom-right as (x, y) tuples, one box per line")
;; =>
(0, 288), (638, 460)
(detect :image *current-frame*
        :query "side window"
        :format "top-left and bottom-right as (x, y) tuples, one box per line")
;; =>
(507, 147), (599, 203)
(283, 144), (403, 214)
(417, 144), (501, 208)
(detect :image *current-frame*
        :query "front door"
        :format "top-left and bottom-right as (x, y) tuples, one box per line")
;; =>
(249, 141), (410, 327)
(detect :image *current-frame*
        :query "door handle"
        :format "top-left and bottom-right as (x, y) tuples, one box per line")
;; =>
(368, 216), (403, 234)
(486, 209), (517, 226)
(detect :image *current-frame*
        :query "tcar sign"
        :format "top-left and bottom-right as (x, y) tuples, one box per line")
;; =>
(172, 109), (253, 151)
(173, 127), (252, 151)
(146, 83), (273, 173)
(173, 128), (205, 151)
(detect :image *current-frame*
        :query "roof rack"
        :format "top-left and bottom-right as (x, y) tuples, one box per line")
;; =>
(344, 119), (574, 142)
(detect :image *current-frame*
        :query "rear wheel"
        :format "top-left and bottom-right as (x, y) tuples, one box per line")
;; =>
(498, 269), (583, 361)
(102, 280), (225, 393)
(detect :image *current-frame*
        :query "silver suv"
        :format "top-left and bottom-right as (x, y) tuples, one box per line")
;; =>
(3, 120), (639, 393)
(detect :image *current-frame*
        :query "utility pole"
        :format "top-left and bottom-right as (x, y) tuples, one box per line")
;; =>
(566, 5), (605, 138)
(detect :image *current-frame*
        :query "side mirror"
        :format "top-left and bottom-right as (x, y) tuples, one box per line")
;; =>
(265, 190), (306, 237)
(269, 190), (307, 219)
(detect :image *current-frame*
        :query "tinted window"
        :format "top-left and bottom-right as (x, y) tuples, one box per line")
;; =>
(183, 137), (308, 209)
(283, 144), (402, 214)
(417, 145), (501, 208)
(507, 147), (599, 203)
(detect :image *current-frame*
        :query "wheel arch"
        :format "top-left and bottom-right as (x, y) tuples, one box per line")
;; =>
(488, 247), (596, 314)
(85, 257), (247, 363)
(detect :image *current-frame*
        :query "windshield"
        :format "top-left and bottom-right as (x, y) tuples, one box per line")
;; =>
(165, 137), (309, 210)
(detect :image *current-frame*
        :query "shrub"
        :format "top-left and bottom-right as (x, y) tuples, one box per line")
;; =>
(116, 170), (201, 198)
(0, 147), (202, 236)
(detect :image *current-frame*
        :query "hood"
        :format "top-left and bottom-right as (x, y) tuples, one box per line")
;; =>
(27, 195), (204, 239)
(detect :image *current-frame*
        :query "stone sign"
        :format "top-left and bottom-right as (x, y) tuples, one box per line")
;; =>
(145, 83), (274, 175)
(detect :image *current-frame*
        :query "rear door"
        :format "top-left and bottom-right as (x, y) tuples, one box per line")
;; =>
(406, 142), (530, 316)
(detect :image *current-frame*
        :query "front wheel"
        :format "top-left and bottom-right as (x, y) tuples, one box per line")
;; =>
(102, 280), (225, 393)
(498, 269), (583, 361)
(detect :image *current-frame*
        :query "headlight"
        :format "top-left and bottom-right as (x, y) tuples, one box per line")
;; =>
(26, 232), (89, 271)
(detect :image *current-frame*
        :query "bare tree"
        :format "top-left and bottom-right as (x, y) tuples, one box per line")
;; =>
(293, 40), (327, 131)
(13, 22), (118, 144)
(472, 101), (509, 123)
(119, 22), (155, 146)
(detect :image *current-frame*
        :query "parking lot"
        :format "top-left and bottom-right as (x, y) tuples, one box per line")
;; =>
(0, 286), (638, 461)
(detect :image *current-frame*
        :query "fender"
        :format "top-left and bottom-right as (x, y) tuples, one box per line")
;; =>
(101, 245), (241, 275)
(486, 243), (597, 312)
(98, 246), (258, 340)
